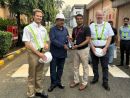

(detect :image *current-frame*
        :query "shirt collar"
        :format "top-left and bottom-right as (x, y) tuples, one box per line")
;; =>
(55, 25), (64, 31)
(76, 24), (84, 29)
(32, 22), (41, 28)
(95, 21), (105, 26)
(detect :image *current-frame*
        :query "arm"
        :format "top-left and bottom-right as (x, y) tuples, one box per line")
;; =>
(22, 27), (47, 60)
(73, 37), (91, 49)
(49, 28), (64, 48)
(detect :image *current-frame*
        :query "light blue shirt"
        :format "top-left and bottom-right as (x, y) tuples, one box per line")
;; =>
(119, 25), (130, 40)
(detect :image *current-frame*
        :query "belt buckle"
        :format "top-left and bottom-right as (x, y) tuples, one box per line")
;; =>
(98, 38), (101, 40)
(38, 48), (43, 52)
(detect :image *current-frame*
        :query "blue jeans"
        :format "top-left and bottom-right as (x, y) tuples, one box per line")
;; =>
(50, 56), (65, 86)
(108, 43), (115, 64)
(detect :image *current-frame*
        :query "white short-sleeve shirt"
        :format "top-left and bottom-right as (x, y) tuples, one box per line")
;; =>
(22, 22), (49, 50)
(89, 21), (114, 46)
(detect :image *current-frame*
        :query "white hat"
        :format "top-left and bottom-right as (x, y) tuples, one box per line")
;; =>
(94, 48), (106, 57)
(39, 52), (53, 63)
(56, 13), (65, 19)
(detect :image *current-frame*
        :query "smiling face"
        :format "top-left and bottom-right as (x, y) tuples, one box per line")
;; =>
(75, 15), (84, 26)
(56, 18), (65, 27)
(33, 11), (43, 24)
(96, 10), (104, 24)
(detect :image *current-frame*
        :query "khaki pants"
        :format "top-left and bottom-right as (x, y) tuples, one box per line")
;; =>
(27, 49), (48, 97)
(73, 47), (89, 85)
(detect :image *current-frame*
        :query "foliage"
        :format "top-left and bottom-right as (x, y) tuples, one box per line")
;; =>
(0, 18), (16, 31)
(0, 31), (12, 57)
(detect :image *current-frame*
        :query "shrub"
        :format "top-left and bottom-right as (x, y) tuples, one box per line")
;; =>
(0, 31), (12, 58)
(0, 18), (16, 31)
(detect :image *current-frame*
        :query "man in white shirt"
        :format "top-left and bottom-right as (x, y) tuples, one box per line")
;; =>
(22, 9), (49, 98)
(89, 10), (114, 91)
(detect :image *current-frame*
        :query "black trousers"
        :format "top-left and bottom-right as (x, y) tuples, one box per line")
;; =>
(90, 49), (109, 83)
(120, 40), (130, 65)
(50, 56), (65, 86)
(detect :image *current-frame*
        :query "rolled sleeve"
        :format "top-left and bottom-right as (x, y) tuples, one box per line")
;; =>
(22, 27), (31, 42)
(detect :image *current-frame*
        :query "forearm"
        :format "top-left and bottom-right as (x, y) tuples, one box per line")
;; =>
(77, 37), (90, 47)
(25, 42), (41, 56)
(105, 37), (112, 49)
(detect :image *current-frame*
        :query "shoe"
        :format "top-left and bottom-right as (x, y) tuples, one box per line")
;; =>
(57, 84), (65, 89)
(124, 65), (129, 69)
(90, 78), (98, 84)
(79, 84), (87, 91)
(35, 92), (48, 98)
(102, 82), (110, 91)
(48, 85), (57, 92)
(117, 64), (123, 66)
(70, 81), (79, 88)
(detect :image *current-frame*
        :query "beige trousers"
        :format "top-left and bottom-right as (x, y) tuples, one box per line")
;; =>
(73, 47), (89, 85)
(27, 49), (48, 97)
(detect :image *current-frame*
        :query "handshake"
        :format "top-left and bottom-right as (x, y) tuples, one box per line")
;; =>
(65, 36), (78, 50)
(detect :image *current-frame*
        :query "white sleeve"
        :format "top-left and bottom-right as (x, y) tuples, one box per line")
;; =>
(107, 23), (114, 37)
(45, 29), (49, 42)
(22, 26), (31, 42)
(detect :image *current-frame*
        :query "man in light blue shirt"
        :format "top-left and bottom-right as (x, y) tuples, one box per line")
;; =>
(117, 17), (130, 69)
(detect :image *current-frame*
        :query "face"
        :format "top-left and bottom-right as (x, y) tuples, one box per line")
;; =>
(76, 16), (83, 26)
(96, 11), (104, 23)
(33, 12), (43, 24)
(123, 19), (129, 26)
(56, 19), (64, 27)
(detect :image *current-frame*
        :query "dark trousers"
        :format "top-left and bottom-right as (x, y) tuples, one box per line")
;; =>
(90, 49), (109, 83)
(120, 40), (130, 65)
(50, 56), (65, 86)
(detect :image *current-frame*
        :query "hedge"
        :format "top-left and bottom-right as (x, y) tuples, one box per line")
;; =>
(0, 31), (12, 58)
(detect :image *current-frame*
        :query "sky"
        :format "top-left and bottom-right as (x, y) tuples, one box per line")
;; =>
(62, 0), (92, 8)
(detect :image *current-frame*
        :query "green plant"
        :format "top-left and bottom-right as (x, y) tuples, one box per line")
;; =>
(0, 18), (16, 31)
(0, 31), (12, 58)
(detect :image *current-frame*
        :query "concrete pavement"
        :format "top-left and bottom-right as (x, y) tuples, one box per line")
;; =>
(0, 50), (130, 98)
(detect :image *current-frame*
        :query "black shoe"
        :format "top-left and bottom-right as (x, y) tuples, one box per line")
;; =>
(102, 82), (110, 91)
(35, 92), (48, 98)
(48, 85), (57, 92)
(124, 65), (129, 69)
(57, 84), (65, 89)
(117, 64), (123, 66)
(90, 78), (98, 84)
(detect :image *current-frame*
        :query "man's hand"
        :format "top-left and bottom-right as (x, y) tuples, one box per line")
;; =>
(72, 45), (78, 49)
(43, 43), (49, 51)
(64, 44), (69, 50)
(92, 46), (96, 53)
(38, 52), (47, 61)
(102, 47), (107, 54)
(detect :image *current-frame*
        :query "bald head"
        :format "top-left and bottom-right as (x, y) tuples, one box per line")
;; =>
(96, 10), (104, 24)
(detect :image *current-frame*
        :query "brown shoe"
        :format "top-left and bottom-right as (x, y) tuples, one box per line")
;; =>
(70, 81), (79, 88)
(79, 84), (87, 91)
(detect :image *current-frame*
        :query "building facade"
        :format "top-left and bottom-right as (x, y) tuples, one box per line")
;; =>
(70, 4), (85, 28)
(86, 0), (117, 27)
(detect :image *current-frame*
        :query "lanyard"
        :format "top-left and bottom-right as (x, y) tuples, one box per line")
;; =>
(28, 25), (48, 50)
(74, 27), (83, 39)
(94, 22), (106, 40)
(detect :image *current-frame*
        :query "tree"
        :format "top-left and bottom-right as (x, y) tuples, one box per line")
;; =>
(55, 0), (65, 9)
(38, 0), (59, 23)
(62, 5), (72, 26)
